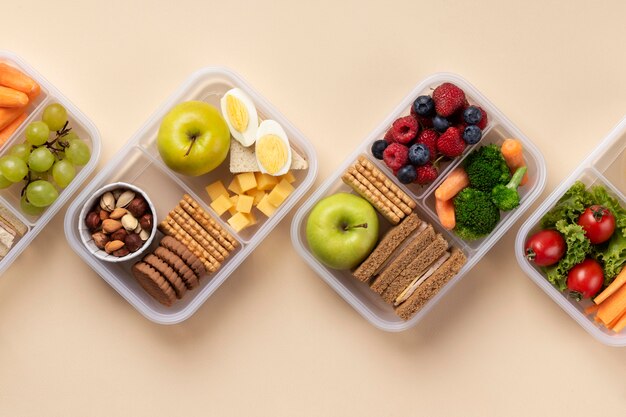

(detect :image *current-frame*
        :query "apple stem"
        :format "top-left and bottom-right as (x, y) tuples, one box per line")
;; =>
(343, 223), (368, 231)
(185, 135), (197, 157)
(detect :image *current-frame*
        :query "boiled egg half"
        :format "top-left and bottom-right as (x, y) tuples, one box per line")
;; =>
(220, 88), (258, 147)
(255, 120), (291, 176)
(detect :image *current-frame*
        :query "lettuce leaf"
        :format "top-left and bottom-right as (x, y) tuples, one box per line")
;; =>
(543, 220), (591, 291)
(541, 181), (592, 229)
(589, 185), (626, 236)
(594, 229), (626, 283)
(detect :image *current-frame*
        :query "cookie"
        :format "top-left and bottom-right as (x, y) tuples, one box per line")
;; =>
(143, 253), (187, 299)
(131, 262), (177, 307)
(154, 246), (199, 290)
(159, 235), (207, 278)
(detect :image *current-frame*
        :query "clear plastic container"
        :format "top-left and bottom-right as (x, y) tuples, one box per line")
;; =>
(0, 50), (101, 276)
(291, 72), (546, 331)
(63, 67), (317, 324)
(516, 117), (626, 346)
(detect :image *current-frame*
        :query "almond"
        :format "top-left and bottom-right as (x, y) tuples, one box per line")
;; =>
(102, 219), (123, 233)
(109, 207), (127, 220)
(104, 240), (124, 254)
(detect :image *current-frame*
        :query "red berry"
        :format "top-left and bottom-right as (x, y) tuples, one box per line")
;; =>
(384, 128), (394, 142)
(386, 116), (419, 144)
(415, 163), (438, 184)
(383, 143), (409, 171)
(411, 106), (433, 128)
(416, 129), (438, 161)
(437, 127), (466, 157)
(476, 106), (488, 129)
(432, 83), (466, 117)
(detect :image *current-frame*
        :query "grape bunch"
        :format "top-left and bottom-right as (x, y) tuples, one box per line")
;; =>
(0, 103), (91, 215)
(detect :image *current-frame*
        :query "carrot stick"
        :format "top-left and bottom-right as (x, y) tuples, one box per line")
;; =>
(435, 167), (469, 201)
(594, 266), (626, 304)
(0, 85), (29, 107)
(501, 139), (528, 186)
(0, 63), (40, 97)
(0, 112), (26, 146)
(584, 304), (599, 315)
(608, 310), (626, 329)
(612, 311), (626, 332)
(0, 106), (26, 131)
(435, 197), (455, 230)
(596, 282), (626, 325)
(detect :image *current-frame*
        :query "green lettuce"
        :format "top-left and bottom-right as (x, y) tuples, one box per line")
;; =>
(544, 220), (591, 291)
(594, 229), (626, 283)
(589, 185), (626, 236)
(541, 181), (593, 229)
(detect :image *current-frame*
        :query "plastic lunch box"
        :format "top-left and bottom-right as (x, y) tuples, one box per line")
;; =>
(64, 67), (317, 324)
(516, 117), (626, 346)
(0, 50), (101, 276)
(291, 72), (547, 331)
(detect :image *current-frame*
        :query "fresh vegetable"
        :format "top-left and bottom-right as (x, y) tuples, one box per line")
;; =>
(464, 144), (511, 192)
(435, 197), (455, 230)
(453, 188), (500, 240)
(541, 181), (593, 229)
(0, 85), (29, 108)
(501, 138), (528, 186)
(435, 167), (469, 201)
(0, 112), (26, 145)
(594, 266), (626, 304)
(578, 205), (615, 244)
(544, 220), (591, 291)
(567, 258), (604, 300)
(596, 281), (626, 326)
(0, 106), (26, 131)
(525, 229), (566, 267)
(491, 166), (527, 211)
(0, 63), (40, 98)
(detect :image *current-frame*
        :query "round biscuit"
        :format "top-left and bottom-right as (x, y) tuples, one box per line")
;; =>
(154, 246), (199, 290)
(143, 254), (187, 299)
(131, 262), (176, 307)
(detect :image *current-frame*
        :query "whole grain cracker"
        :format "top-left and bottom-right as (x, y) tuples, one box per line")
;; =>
(173, 206), (231, 257)
(169, 211), (226, 262)
(348, 166), (405, 219)
(342, 172), (401, 224)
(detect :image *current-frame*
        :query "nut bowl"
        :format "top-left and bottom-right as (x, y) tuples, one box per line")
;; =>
(78, 182), (157, 263)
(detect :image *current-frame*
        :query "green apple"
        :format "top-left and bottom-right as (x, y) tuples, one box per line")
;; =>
(157, 101), (230, 176)
(306, 193), (379, 270)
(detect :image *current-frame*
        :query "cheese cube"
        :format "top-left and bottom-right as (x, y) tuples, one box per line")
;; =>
(228, 195), (239, 215)
(267, 179), (295, 207)
(246, 189), (266, 206)
(236, 172), (257, 193)
(228, 178), (243, 195)
(236, 194), (254, 214)
(257, 194), (278, 217)
(205, 181), (229, 201)
(242, 211), (257, 226)
(228, 212), (251, 232)
(254, 172), (279, 191)
(279, 171), (296, 184)
(210, 194), (233, 216)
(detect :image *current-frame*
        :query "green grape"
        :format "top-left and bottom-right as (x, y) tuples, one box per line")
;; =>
(20, 194), (45, 216)
(25, 180), (58, 207)
(65, 139), (90, 166)
(28, 147), (55, 172)
(0, 155), (28, 182)
(61, 131), (79, 142)
(0, 174), (12, 189)
(25, 121), (50, 146)
(42, 103), (68, 131)
(9, 142), (32, 162)
(52, 159), (76, 188)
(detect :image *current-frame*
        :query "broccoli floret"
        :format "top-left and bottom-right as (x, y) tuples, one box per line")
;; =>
(491, 166), (527, 211)
(453, 188), (500, 240)
(464, 144), (511, 192)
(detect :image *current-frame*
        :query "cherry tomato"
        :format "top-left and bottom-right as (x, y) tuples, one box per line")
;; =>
(567, 258), (604, 300)
(578, 205), (615, 244)
(525, 229), (566, 266)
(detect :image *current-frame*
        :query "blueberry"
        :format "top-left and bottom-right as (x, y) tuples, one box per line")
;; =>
(432, 115), (450, 133)
(463, 125), (482, 144)
(371, 140), (388, 159)
(408, 143), (430, 166)
(412, 95), (435, 117)
(396, 165), (417, 184)
(463, 106), (482, 125)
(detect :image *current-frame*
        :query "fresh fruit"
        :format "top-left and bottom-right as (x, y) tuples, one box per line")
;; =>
(432, 83), (466, 117)
(0, 155), (28, 182)
(416, 162), (438, 184)
(25, 121), (49, 146)
(65, 139), (91, 166)
(396, 165), (417, 184)
(432, 115), (450, 133)
(42, 103), (68, 131)
(387, 116), (418, 144)
(412, 95), (435, 117)
(437, 127), (465, 157)
(463, 106), (482, 125)
(371, 139), (388, 160)
(25, 179), (58, 207)
(567, 258), (604, 300)
(476, 106), (488, 129)
(157, 101), (230, 176)
(52, 159), (76, 188)
(462, 125), (482, 145)
(524, 229), (566, 267)
(578, 205), (615, 244)
(305, 193), (379, 270)
(28, 147), (55, 172)
(9, 143), (31, 162)
(408, 143), (430, 166)
(0, 174), (12, 189)
(383, 143), (409, 171)
(20, 194), (44, 215)
(416, 130), (438, 161)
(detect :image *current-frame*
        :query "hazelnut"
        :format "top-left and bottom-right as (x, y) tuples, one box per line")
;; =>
(104, 240), (125, 254)
(85, 211), (101, 231)
(110, 228), (128, 242)
(139, 213), (152, 230)
(125, 233), (144, 252)
(99, 209), (110, 221)
(102, 219), (123, 233)
(112, 247), (130, 257)
(126, 197), (148, 217)
(91, 232), (109, 249)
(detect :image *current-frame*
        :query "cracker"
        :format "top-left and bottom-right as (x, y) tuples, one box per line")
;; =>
(158, 220), (218, 273)
(348, 166), (405, 219)
(353, 163), (413, 215)
(357, 156), (416, 209)
(168, 211), (225, 262)
(342, 172), (400, 224)
(173, 206), (231, 258)
(181, 195), (238, 249)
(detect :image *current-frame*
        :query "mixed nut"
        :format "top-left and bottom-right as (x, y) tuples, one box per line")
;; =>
(84, 188), (153, 257)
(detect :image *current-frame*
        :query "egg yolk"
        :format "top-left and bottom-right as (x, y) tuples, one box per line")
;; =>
(226, 95), (249, 133)
(257, 134), (288, 175)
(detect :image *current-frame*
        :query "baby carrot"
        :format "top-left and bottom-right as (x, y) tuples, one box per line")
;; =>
(0, 63), (40, 98)
(0, 85), (29, 108)
(0, 106), (26, 131)
(435, 167), (469, 201)
(435, 197), (456, 230)
(0, 111), (26, 146)
(501, 139), (528, 186)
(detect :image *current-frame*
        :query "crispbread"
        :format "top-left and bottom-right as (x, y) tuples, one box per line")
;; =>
(229, 138), (308, 173)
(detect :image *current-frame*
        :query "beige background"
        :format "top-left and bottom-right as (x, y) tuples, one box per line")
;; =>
(1, 0), (625, 415)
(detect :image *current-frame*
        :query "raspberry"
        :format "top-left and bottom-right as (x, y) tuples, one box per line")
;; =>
(416, 129), (438, 161)
(416, 163), (438, 184)
(387, 116), (419, 144)
(432, 83), (466, 117)
(476, 106), (488, 129)
(383, 143), (409, 171)
(437, 127), (466, 157)
(384, 128), (394, 142)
